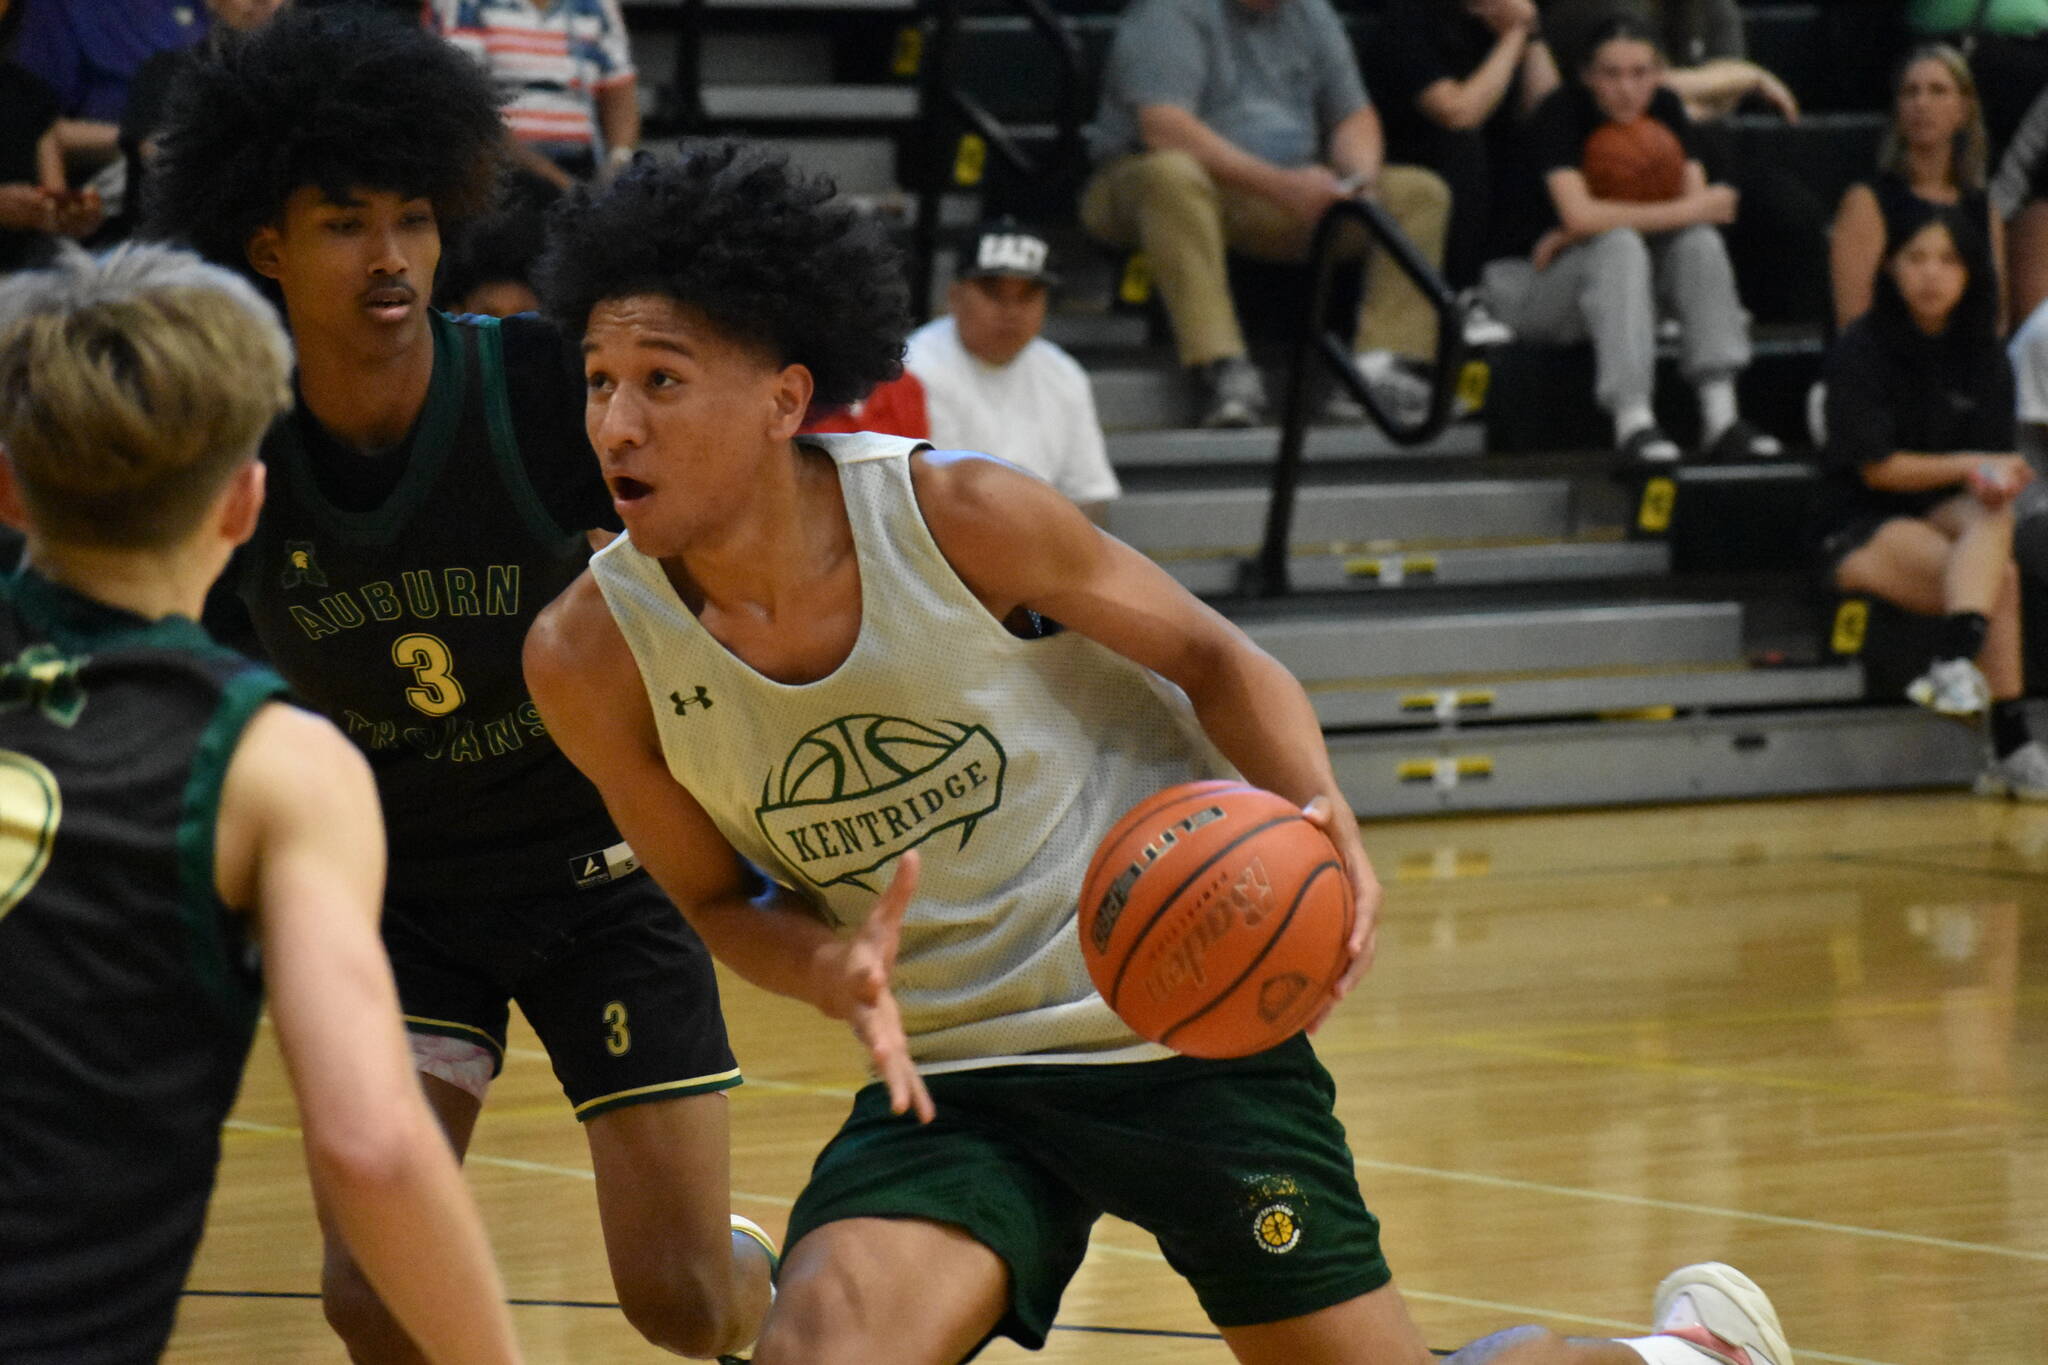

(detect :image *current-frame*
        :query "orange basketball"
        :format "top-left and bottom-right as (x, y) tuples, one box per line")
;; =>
(1077, 780), (1354, 1059)
(1582, 116), (1686, 203)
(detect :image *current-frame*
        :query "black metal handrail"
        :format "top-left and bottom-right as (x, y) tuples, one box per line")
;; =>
(914, 0), (1089, 302)
(1245, 196), (1465, 598)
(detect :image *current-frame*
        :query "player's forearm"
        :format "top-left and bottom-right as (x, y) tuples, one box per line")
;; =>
(310, 1113), (522, 1365)
(1181, 641), (1348, 815)
(676, 881), (856, 1012)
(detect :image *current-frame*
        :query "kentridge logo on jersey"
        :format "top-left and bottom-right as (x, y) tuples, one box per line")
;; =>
(755, 714), (1007, 890)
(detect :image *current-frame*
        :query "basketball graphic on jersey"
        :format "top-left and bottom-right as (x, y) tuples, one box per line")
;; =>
(756, 714), (1006, 889)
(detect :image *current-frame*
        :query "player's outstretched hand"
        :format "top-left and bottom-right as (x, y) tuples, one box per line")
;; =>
(831, 851), (935, 1124)
(1299, 795), (1382, 1035)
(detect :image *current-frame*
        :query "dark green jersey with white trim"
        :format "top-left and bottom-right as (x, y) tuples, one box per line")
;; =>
(0, 569), (282, 1364)
(242, 310), (619, 897)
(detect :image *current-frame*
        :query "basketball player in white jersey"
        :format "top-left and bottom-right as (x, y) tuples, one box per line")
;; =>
(522, 144), (1795, 1365)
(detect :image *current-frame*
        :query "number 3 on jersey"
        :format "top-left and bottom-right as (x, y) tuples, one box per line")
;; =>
(392, 633), (465, 716)
(603, 1001), (631, 1056)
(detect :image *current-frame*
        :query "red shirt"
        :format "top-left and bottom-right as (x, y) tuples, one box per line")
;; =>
(802, 371), (930, 438)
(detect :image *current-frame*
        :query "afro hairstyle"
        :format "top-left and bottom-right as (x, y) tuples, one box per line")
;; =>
(141, 7), (504, 274)
(535, 142), (912, 412)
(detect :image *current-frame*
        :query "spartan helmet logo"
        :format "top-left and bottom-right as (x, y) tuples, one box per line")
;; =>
(281, 541), (328, 590)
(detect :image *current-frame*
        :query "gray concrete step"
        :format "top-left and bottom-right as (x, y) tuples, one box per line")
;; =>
(1156, 537), (1668, 596)
(1330, 705), (1981, 816)
(1305, 659), (1862, 729)
(1106, 423), (1484, 469)
(699, 85), (920, 122)
(1107, 479), (1576, 551)
(1241, 600), (1745, 681)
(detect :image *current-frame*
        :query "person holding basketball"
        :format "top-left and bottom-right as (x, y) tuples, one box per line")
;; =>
(524, 141), (1795, 1365)
(140, 11), (773, 1361)
(1481, 12), (1778, 465)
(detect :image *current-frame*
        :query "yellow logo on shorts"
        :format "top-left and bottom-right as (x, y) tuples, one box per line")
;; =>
(1254, 1203), (1302, 1254)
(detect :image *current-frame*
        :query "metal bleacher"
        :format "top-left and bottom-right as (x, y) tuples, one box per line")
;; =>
(620, 0), (1991, 815)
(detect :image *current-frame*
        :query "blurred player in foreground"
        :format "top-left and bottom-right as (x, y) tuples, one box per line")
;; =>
(0, 243), (521, 1364)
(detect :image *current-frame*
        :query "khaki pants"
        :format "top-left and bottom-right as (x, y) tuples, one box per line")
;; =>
(1080, 149), (1450, 367)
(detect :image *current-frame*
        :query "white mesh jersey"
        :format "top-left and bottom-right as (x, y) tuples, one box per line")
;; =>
(590, 431), (1233, 1072)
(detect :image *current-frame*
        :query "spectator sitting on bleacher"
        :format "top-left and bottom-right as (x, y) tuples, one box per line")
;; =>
(1817, 199), (2048, 799)
(1362, 0), (1556, 328)
(11, 0), (208, 181)
(427, 0), (639, 193)
(118, 0), (290, 243)
(1478, 13), (1778, 464)
(1830, 43), (2001, 333)
(1549, 0), (1825, 327)
(1988, 81), (2048, 325)
(904, 220), (1119, 525)
(1909, 0), (2048, 155)
(1, 0), (105, 274)
(1079, 0), (1451, 429)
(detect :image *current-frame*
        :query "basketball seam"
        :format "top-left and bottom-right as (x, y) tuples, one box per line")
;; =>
(1159, 858), (1340, 1052)
(1104, 813), (1305, 1010)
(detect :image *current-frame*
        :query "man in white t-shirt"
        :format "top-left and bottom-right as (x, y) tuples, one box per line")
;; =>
(905, 221), (1121, 523)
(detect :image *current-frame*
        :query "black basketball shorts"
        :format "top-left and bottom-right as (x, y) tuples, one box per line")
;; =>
(382, 870), (740, 1120)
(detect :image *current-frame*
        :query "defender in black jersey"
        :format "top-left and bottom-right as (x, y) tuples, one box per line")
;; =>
(143, 13), (774, 1360)
(0, 246), (520, 1364)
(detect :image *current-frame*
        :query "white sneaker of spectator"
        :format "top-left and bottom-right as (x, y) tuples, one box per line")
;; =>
(1459, 291), (1513, 348)
(1347, 349), (1433, 427)
(1906, 656), (1992, 717)
(1977, 739), (2048, 801)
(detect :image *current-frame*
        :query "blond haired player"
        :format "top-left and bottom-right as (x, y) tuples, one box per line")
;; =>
(0, 244), (521, 1365)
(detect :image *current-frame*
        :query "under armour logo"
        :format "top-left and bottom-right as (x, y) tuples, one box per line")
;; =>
(670, 685), (713, 715)
(281, 540), (327, 589)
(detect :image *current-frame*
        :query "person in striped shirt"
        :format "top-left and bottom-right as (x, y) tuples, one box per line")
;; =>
(428, 0), (639, 191)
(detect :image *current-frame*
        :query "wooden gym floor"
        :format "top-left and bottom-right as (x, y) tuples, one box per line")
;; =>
(167, 791), (2048, 1364)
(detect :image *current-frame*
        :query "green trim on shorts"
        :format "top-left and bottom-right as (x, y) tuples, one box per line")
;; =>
(403, 1014), (507, 1076)
(572, 1066), (743, 1122)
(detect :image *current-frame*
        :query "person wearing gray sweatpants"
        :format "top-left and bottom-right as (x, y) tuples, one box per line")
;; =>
(1486, 13), (1781, 463)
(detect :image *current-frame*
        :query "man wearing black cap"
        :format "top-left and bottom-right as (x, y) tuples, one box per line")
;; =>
(905, 220), (1119, 523)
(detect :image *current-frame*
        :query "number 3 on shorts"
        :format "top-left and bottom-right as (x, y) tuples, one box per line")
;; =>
(603, 1000), (631, 1056)
(392, 633), (465, 717)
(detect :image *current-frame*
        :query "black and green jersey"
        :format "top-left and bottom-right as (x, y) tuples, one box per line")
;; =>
(241, 310), (620, 897)
(0, 569), (283, 1364)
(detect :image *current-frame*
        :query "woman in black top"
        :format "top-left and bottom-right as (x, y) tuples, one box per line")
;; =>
(1831, 43), (2001, 332)
(1819, 198), (2048, 797)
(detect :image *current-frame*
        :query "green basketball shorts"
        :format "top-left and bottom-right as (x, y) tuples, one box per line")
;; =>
(783, 1034), (1390, 1354)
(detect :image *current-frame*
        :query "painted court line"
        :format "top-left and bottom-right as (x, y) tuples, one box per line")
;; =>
(1087, 1241), (1899, 1365)
(222, 1120), (796, 1208)
(1351, 1155), (2048, 1264)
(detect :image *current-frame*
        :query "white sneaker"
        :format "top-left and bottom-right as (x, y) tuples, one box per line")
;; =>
(1976, 739), (2048, 801)
(1353, 349), (1433, 426)
(1460, 292), (1513, 347)
(1906, 657), (1992, 717)
(1652, 1263), (1793, 1365)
